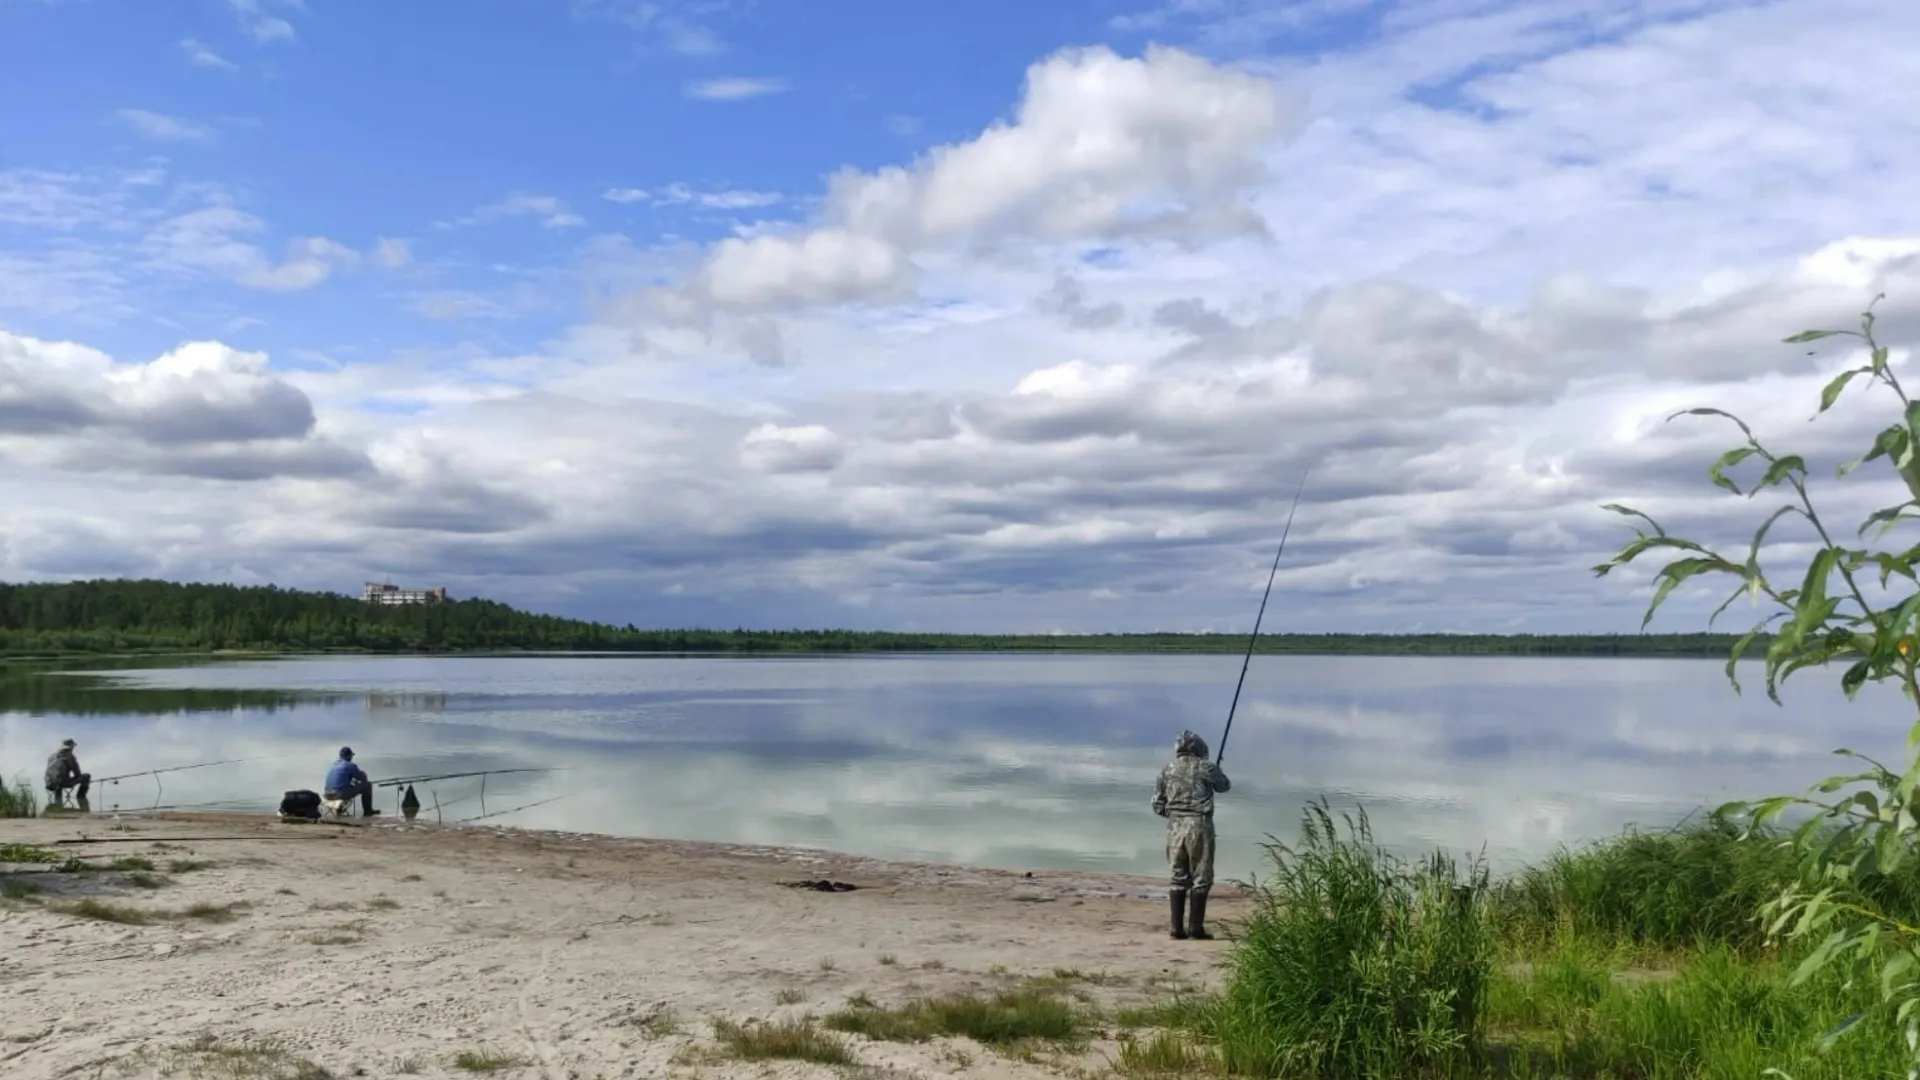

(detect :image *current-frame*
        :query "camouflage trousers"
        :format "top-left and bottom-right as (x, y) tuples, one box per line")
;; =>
(1165, 813), (1216, 896)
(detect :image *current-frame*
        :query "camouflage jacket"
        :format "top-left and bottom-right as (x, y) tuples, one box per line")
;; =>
(44, 749), (81, 789)
(1152, 754), (1230, 818)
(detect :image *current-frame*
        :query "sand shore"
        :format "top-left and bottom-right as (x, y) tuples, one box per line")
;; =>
(0, 812), (1246, 1079)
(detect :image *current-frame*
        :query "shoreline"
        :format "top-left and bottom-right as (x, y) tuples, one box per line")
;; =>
(1, 811), (1246, 1079)
(125, 810), (1253, 903)
(0, 636), (1759, 664)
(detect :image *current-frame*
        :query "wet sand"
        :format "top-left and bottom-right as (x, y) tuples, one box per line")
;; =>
(0, 812), (1245, 1079)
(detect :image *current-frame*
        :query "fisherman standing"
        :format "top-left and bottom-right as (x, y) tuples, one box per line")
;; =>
(44, 738), (90, 807)
(324, 746), (379, 816)
(1152, 729), (1231, 941)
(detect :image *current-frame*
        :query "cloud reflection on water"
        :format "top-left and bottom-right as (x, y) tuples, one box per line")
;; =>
(0, 654), (1899, 882)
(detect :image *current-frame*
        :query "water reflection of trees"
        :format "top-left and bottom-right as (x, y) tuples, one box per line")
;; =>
(0, 666), (338, 717)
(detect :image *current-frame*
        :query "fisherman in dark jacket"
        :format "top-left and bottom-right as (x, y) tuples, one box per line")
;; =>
(44, 738), (90, 806)
(1152, 729), (1231, 940)
(324, 746), (379, 816)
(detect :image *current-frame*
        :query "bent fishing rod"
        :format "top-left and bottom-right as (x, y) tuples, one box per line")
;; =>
(1216, 464), (1312, 769)
(372, 767), (558, 789)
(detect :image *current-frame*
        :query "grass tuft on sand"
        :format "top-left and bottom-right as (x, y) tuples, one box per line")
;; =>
(825, 987), (1086, 1047)
(111, 1033), (330, 1080)
(711, 1017), (856, 1066)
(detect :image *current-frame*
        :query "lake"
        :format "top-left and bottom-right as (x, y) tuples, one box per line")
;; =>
(0, 653), (1903, 883)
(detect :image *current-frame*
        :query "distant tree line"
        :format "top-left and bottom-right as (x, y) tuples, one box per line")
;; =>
(0, 578), (1765, 658)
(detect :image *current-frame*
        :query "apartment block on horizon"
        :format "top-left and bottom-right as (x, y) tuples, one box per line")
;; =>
(362, 581), (449, 606)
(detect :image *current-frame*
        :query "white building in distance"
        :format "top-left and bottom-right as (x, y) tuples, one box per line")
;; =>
(362, 581), (449, 606)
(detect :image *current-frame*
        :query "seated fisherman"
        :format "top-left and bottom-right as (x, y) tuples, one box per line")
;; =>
(45, 738), (90, 806)
(323, 746), (379, 816)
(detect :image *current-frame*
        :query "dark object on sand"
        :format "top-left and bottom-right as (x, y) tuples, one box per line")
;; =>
(279, 789), (322, 821)
(401, 784), (421, 821)
(782, 879), (859, 892)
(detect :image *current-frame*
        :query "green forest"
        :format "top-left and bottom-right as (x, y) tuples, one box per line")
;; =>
(0, 578), (1758, 658)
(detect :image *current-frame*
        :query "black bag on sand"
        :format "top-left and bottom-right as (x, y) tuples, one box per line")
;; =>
(279, 789), (322, 820)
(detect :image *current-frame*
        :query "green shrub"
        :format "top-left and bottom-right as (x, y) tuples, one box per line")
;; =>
(1197, 799), (1495, 1079)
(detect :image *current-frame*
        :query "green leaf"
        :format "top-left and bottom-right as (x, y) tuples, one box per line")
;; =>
(1749, 505), (1800, 569)
(1869, 553), (1919, 587)
(1726, 615), (1785, 695)
(1599, 503), (1665, 537)
(1881, 951), (1917, 998)
(1850, 789), (1883, 819)
(1842, 659), (1875, 699)
(1710, 446), (1759, 492)
(1880, 822), (1907, 874)
(1643, 556), (1744, 630)
(1818, 1011), (1869, 1053)
(1842, 425), (1911, 478)
(1818, 367), (1873, 415)
(1791, 888), (1839, 939)
(1792, 926), (1852, 984)
(1669, 406), (1762, 448)
(1756, 455), (1810, 493)
(1873, 345), (1892, 374)
(1796, 548), (1841, 624)
(1786, 329), (1845, 343)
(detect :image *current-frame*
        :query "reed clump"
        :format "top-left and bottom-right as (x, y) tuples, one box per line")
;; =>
(1180, 799), (1495, 1079)
(0, 778), (37, 819)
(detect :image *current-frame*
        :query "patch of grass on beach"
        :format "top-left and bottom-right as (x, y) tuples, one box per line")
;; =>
(58, 898), (249, 925)
(303, 919), (370, 946)
(121, 1034), (331, 1080)
(451, 1047), (526, 1073)
(825, 987), (1086, 1047)
(180, 901), (249, 922)
(710, 1017), (856, 1066)
(1116, 1029), (1218, 1076)
(0, 843), (61, 864)
(60, 898), (152, 924)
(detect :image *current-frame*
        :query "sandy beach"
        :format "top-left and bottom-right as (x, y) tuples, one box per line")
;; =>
(0, 812), (1246, 1080)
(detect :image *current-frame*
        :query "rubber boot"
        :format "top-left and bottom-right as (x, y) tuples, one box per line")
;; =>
(1169, 889), (1189, 940)
(1187, 892), (1212, 940)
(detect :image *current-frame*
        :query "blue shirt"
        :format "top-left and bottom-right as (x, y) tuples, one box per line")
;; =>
(324, 759), (368, 794)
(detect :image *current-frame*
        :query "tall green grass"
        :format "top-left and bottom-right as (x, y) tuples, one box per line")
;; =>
(1156, 808), (1920, 1078)
(1484, 941), (1902, 1080)
(1489, 816), (1920, 954)
(1194, 799), (1496, 1079)
(0, 778), (37, 818)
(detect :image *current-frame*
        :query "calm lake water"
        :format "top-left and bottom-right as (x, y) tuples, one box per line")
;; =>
(0, 653), (1905, 883)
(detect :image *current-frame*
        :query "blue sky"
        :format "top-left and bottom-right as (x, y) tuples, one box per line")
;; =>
(0, 0), (1916, 632)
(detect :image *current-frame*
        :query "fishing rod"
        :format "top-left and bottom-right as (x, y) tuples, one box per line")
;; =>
(373, 767), (557, 789)
(451, 792), (572, 825)
(90, 755), (281, 812)
(95, 757), (267, 785)
(1216, 464), (1312, 769)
